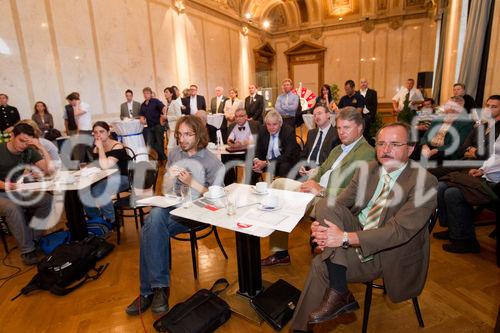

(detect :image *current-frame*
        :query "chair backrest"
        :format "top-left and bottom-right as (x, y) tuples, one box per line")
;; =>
(296, 135), (305, 151)
(123, 146), (136, 161)
(428, 208), (439, 233)
(128, 154), (158, 197)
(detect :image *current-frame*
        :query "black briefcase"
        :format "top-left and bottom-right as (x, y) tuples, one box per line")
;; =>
(250, 279), (301, 331)
(153, 278), (231, 333)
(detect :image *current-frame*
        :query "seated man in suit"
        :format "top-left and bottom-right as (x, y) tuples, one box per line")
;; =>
(181, 84), (207, 115)
(262, 108), (375, 266)
(244, 84), (265, 123)
(299, 105), (340, 171)
(290, 122), (437, 332)
(251, 110), (299, 184)
(125, 116), (224, 316)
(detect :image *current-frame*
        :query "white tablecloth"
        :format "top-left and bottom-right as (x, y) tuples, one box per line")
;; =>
(111, 120), (148, 161)
(207, 113), (225, 144)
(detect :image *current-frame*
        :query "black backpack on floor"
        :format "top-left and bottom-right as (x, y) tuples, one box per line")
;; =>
(13, 236), (114, 299)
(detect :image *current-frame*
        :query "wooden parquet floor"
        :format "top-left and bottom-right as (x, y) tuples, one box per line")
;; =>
(0, 217), (498, 333)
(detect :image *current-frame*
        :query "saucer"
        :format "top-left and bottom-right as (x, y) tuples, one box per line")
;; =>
(257, 204), (281, 212)
(251, 186), (269, 195)
(203, 191), (225, 200)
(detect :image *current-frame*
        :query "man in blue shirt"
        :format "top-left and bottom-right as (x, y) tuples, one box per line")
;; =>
(275, 79), (300, 129)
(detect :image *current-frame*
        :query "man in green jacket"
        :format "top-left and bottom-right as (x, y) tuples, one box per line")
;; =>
(261, 107), (375, 266)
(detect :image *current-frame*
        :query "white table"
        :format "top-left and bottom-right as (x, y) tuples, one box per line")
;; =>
(170, 183), (314, 322)
(207, 114), (225, 144)
(208, 144), (246, 156)
(14, 168), (118, 240)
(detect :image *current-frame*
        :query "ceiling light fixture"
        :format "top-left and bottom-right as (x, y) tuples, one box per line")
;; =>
(174, 0), (185, 14)
(262, 20), (270, 29)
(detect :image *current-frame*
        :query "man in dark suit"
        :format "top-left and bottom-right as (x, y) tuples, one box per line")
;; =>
(359, 78), (378, 143)
(298, 106), (340, 171)
(209, 86), (228, 115)
(453, 83), (477, 113)
(251, 110), (300, 184)
(120, 89), (141, 120)
(181, 84), (206, 115)
(290, 122), (437, 332)
(244, 84), (265, 123)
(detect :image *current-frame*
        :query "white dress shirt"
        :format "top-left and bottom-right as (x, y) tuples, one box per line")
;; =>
(319, 136), (363, 188)
(190, 95), (198, 115)
(77, 101), (92, 131)
(267, 131), (281, 160)
(307, 124), (331, 164)
(228, 121), (253, 144)
(481, 136), (500, 183)
(392, 87), (424, 111)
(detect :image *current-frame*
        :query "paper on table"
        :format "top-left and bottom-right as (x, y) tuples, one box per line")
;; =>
(136, 196), (181, 208)
(78, 167), (102, 177)
(15, 181), (54, 191)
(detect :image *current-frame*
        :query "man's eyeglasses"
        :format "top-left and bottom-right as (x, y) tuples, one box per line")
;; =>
(176, 132), (196, 139)
(375, 141), (408, 149)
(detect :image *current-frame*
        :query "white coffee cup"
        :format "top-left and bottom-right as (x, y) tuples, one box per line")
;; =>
(208, 185), (224, 198)
(255, 182), (268, 193)
(207, 142), (216, 149)
(261, 194), (279, 209)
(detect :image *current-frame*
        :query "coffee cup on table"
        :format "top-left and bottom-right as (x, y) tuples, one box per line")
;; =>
(261, 194), (279, 209)
(208, 185), (224, 198)
(255, 182), (268, 193)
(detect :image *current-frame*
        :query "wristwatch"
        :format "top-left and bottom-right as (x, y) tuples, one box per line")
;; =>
(318, 187), (326, 197)
(341, 232), (350, 249)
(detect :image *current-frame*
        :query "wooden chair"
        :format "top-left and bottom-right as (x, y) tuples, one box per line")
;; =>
(0, 216), (9, 254)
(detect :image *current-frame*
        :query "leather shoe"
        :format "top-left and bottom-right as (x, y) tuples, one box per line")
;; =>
(151, 287), (170, 314)
(261, 254), (291, 267)
(442, 239), (480, 253)
(308, 288), (359, 325)
(433, 230), (449, 240)
(125, 294), (153, 315)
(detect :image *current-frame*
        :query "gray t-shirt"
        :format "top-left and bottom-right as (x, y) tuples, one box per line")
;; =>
(0, 143), (43, 183)
(166, 146), (224, 198)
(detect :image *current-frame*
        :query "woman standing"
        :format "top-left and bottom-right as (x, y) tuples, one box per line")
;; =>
(31, 101), (54, 133)
(164, 86), (182, 148)
(314, 84), (338, 113)
(223, 88), (244, 125)
(82, 121), (130, 226)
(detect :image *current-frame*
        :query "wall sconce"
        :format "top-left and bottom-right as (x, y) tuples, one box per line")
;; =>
(241, 26), (249, 36)
(244, 12), (252, 23)
(262, 20), (270, 29)
(173, 0), (185, 14)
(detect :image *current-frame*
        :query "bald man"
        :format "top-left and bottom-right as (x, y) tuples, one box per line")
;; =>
(358, 79), (378, 143)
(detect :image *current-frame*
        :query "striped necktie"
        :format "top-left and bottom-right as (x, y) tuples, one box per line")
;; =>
(363, 174), (391, 230)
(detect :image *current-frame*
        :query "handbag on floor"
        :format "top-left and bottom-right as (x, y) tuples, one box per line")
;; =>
(250, 279), (301, 331)
(153, 278), (231, 333)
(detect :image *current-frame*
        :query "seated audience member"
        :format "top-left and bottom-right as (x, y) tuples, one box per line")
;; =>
(251, 110), (300, 183)
(32, 101), (54, 134)
(0, 93), (21, 136)
(415, 98), (436, 132)
(459, 95), (500, 160)
(436, 136), (500, 253)
(262, 108), (375, 266)
(18, 120), (60, 172)
(226, 108), (259, 148)
(195, 110), (217, 144)
(453, 83), (477, 114)
(420, 97), (473, 162)
(0, 123), (53, 265)
(81, 121), (130, 226)
(290, 122), (437, 332)
(125, 115), (224, 316)
(337, 80), (365, 114)
(244, 84), (265, 123)
(298, 106), (340, 171)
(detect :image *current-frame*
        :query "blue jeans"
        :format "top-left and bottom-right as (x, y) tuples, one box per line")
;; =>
(437, 181), (475, 240)
(82, 174), (129, 223)
(140, 206), (189, 296)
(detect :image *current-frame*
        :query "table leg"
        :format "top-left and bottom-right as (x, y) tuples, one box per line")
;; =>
(236, 232), (263, 297)
(64, 189), (87, 241)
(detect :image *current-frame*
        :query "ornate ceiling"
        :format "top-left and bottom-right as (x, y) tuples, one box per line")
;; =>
(187, 0), (439, 34)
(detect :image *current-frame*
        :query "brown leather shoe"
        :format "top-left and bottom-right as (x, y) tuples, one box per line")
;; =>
(308, 288), (359, 325)
(261, 254), (291, 266)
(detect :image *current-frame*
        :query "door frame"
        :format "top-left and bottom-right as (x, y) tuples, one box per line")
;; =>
(284, 41), (326, 93)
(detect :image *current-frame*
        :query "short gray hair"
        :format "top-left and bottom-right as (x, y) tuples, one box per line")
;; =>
(264, 110), (283, 125)
(336, 107), (364, 128)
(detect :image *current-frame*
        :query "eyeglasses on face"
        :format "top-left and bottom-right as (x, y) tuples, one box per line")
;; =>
(375, 141), (408, 149)
(176, 132), (196, 139)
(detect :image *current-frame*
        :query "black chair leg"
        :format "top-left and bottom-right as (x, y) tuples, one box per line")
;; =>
(168, 240), (172, 270)
(133, 210), (139, 229)
(114, 207), (121, 245)
(213, 227), (228, 259)
(362, 282), (373, 333)
(1, 232), (8, 254)
(139, 208), (145, 228)
(189, 231), (198, 279)
(412, 297), (425, 327)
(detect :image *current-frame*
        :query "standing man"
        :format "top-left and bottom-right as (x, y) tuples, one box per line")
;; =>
(63, 92), (92, 135)
(338, 80), (365, 114)
(125, 115), (224, 316)
(120, 89), (141, 120)
(290, 122), (437, 331)
(392, 78), (424, 114)
(139, 87), (168, 161)
(181, 84), (207, 115)
(275, 79), (300, 129)
(358, 79), (378, 142)
(0, 94), (20, 139)
(452, 83), (477, 114)
(252, 110), (300, 183)
(210, 86), (228, 115)
(245, 84), (265, 123)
